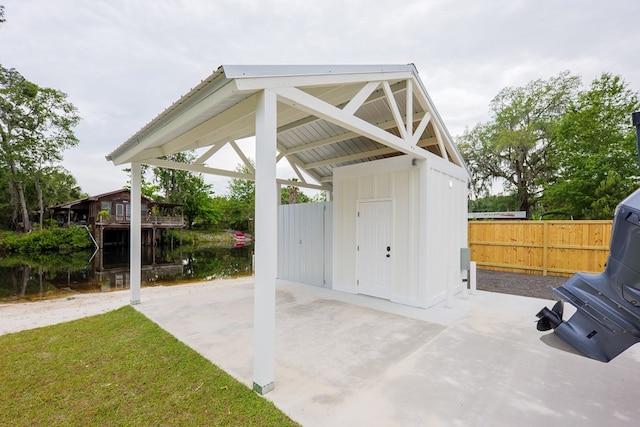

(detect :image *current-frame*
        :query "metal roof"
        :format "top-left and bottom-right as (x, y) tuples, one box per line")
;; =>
(107, 64), (466, 191)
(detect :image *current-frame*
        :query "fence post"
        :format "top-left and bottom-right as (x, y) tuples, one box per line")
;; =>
(470, 261), (477, 294)
(543, 221), (549, 276)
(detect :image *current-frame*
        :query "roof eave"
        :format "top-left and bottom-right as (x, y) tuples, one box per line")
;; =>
(106, 66), (231, 164)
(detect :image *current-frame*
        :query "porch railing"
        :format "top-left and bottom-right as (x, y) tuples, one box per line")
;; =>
(95, 216), (184, 226)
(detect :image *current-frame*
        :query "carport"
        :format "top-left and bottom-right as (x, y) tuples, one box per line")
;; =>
(106, 64), (467, 394)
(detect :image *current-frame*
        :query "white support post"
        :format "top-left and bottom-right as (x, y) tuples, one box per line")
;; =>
(470, 261), (477, 295)
(253, 89), (277, 395)
(461, 269), (468, 299)
(130, 162), (142, 305)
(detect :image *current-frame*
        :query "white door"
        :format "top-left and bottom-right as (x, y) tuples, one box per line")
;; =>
(357, 200), (392, 299)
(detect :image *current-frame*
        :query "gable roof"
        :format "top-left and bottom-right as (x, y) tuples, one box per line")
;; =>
(49, 189), (165, 210)
(107, 64), (467, 190)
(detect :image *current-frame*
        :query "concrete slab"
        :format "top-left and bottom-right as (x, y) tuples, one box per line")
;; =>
(134, 279), (640, 427)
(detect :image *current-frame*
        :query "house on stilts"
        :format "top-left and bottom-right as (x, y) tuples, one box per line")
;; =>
(50, 189), (184, 248)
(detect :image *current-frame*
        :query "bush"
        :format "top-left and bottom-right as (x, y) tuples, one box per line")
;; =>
(43, 218), (58, 229)
(0, 227), (92, 254)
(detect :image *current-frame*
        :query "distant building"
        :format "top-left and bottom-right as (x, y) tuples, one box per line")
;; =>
(50, 189), (184, 248)
(467, 211), (527, 220)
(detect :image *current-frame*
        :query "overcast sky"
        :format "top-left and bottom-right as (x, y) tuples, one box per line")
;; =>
(1, 0), (639, 196)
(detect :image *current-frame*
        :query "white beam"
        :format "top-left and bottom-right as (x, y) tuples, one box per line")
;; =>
(406, 79), (413, 136)
(276, 178), (325, 191)
(288, 159), (308, 184)
(410, 112), (432, 147)
(417, 136), (439, 147)
(342, 81), (379, 115)
(229, 140), (255, 173)
(146, 156), (326, 190)
(144, 85), (359, 161)
(173, 84), (365, 156)
(234, 71), (413, 91)
(253, 89), (277, 395)
(129, 162), (142, 305)
(280, 114), (425, 156)
(145, 158), (253, 181)
(273, 86), (427, 159)
(432, 122), (450, 161)
(303, 147), (399, 169)
(195, 142), (226, 165)
(282, 153), (329, 185)
(276, 80), (406, 134)
(382, 81), (408, 140)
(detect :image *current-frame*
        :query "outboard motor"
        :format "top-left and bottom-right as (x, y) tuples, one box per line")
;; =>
(536, 112), (640, 362)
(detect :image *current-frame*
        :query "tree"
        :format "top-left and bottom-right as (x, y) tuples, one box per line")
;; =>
(544, 73), (640, 219)
(37, 166), (84, 227)
(225, 162), (255, 231)
(0, 64), (80, 231)
(227, 162), (255, 204)
(0, 5), (5, 24)
(468, 193), (520, 213)
(151, 152), (214, 228)
(281, 179), (311, 204)
(458, 71), (581, 217)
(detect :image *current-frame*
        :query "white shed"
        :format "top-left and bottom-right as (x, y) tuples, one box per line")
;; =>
(107, 64), (469, 394)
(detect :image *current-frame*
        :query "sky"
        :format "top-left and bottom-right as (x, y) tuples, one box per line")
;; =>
(1, 0), (639, 196)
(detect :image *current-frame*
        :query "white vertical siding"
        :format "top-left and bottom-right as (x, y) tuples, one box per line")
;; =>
(422, 154), (469, 306)
(283, 153), (468, 309)
(333, 177), (359, 293)
(391, 169), (421, 303)
(278, 202), (332, 287)
(333, 155), (422, 303)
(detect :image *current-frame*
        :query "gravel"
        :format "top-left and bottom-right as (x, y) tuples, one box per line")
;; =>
(476, 269), (571, 300)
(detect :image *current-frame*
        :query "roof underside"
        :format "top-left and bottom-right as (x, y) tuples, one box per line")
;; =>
(107, 64), (466, 191)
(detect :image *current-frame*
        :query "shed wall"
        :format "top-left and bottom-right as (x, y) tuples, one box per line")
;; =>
(278, 154), (468, 309)
(278, 202), (333, 287)
(333, 153), (468, 308)
(421, 155), (469, 306)
(333, 156), (421, 303)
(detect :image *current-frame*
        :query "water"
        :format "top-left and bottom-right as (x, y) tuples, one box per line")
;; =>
(0, 243), (253, 302)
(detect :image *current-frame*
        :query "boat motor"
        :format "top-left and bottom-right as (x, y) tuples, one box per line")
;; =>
(536, 112), (640, 362)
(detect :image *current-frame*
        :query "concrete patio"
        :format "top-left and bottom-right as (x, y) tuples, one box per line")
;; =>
(134, 278), (640, 426)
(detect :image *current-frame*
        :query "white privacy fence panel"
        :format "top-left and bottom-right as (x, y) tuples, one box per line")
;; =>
(278, 202), (333, 288)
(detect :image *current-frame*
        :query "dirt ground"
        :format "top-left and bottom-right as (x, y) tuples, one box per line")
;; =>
(476, 269), (570, 300)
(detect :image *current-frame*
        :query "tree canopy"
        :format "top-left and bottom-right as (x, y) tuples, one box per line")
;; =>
(0, 64), (81, 231)
(459, 71), (639, 219)
(544, 73), (640, 219)
(458, 71), (581, 217)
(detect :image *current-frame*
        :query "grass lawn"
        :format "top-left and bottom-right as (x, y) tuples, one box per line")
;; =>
(0, 306), (299, 426)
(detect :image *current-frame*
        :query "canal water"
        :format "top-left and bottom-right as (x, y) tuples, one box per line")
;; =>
(0, 243), (253, 302)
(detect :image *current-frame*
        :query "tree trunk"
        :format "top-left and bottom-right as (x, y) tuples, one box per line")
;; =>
(7, 160), (32, 232)
(35, 173), (44, 229)
(15, 179), (32, 232)
(8, 181), (19, 230)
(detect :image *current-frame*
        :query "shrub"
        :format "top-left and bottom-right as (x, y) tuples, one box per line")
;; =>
(0, 227), (92, 254)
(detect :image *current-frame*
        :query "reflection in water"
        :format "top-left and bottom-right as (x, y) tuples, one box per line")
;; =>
(0, 243), (253, 302)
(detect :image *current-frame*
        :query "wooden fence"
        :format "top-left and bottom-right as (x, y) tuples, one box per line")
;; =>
(468, 220), (613, 277)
